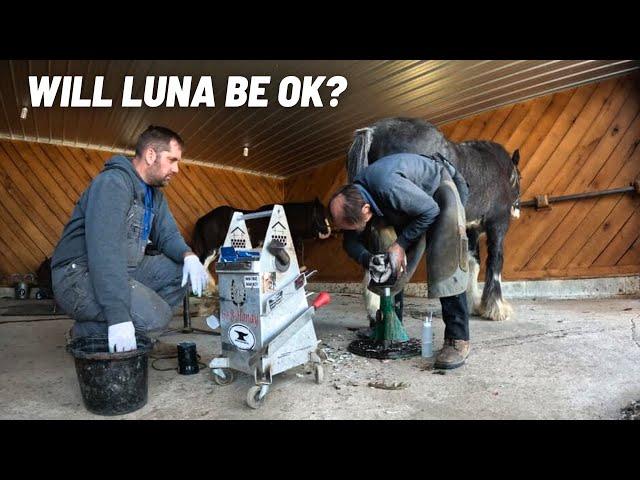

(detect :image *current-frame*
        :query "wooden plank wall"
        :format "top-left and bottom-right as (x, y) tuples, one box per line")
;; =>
(1, 72), (638, 284)
(285, 72), (640, 282)
(0, 140), (283, 283)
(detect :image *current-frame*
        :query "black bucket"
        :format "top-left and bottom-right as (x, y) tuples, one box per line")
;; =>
(15, 281), (30, 300)
(67, 334), (153, 416)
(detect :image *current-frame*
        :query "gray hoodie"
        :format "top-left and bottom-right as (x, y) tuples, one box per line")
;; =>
(343, 153), (468, 268)
(51, 155), (190, 326)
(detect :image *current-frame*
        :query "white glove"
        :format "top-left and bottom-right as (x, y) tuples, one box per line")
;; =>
(182, 254), (209, 297)
(206, 314), (220, 330)
(108, 321), (137, 353)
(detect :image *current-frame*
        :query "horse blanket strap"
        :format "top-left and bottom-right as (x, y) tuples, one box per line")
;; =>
(420, 152), (457, 177)
(420, 152), (470, 207)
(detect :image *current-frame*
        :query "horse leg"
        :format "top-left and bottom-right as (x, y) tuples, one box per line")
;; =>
(361, 222), (396, 324)
(202, 249), (220, 296)
(363, 271), (380, 323)
(466, 228), (482, 315)
(294, 237), (306, 272)
(480, 220), (513, 321)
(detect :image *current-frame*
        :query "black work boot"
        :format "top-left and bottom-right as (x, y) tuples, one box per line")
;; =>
(434, 338), (470, 369)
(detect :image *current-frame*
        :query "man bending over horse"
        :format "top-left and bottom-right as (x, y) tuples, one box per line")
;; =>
(329, 152), (471, 369)
(51, 126), (209, 353)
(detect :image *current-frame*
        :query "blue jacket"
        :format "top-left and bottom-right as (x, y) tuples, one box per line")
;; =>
(51, 155), (190, 326)
(343, 153), (467, 268)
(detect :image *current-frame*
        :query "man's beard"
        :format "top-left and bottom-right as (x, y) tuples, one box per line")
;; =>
(354, 217), (370, 233)
(157, 176), (171, 187)
(149, 176), (169, 187)
(148, 164), (171, 187)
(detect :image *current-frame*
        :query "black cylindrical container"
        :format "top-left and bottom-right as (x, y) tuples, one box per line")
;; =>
(177, 342), (199, 375)
(15, 281), (30, 300)
(68, 334), (152, 416)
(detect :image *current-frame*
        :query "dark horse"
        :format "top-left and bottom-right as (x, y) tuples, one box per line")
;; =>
(347, 117), (521, 321)
(191, 198), (331, 267)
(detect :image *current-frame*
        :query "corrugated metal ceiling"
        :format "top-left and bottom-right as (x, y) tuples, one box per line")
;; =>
(0, 60), (637, 178)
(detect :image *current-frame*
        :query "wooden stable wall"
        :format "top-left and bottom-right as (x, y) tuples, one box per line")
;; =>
(285, 72), (640, 283)
(1, 72), (638, 285)
(0, 140), (283, 282)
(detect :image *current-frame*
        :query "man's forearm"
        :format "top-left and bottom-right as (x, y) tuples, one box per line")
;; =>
(396, 209), (438, 250)
(152, 199), (191, 262)
(343, 231), (371, 268)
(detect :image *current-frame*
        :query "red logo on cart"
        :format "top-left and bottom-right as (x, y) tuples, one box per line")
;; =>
(228, 324), (256, 350)
(222, 310), (258, 325)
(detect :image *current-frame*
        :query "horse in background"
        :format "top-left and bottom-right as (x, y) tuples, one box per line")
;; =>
(191, 199), (331, 293)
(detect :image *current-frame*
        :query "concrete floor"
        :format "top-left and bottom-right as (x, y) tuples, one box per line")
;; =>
(0, 294), (639, 419)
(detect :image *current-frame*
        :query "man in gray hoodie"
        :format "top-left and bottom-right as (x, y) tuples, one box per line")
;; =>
(51, 126), (209, 353)
(329, 152), (471, 369)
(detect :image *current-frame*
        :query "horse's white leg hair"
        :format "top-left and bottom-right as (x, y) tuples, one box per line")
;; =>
(362, 271), (380, 320)
(481, 295), (514, 321)
(480, 273), (514, 321)
(202, 249), (219, 296)
(466, 252), (482, 315)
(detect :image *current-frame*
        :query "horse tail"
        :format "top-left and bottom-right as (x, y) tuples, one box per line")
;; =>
(346, 127), (374, 182)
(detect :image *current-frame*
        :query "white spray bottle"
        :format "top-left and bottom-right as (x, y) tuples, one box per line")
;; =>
(422, 311), (433, 358)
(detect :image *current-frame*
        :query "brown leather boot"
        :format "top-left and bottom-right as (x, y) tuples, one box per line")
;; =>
(434, 338), (470, 369)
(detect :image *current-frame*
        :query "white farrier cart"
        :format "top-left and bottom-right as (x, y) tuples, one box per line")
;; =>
(209, 204), (331, 409)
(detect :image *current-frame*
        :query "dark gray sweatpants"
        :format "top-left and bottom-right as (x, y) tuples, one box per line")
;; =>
(52, 254), (186, 338)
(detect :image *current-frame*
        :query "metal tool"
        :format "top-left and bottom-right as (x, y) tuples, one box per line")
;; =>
(208, 205), (331, 409)
(162, 292), (218, 337)
(367, 253), (397, 287)
(519, 181), (640, 210)
(348, 287), (421, 360)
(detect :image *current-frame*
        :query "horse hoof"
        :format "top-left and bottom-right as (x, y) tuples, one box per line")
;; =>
(481, 299), (513, 321)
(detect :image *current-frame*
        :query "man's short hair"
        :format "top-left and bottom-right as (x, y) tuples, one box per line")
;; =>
(329, 184), (367, 225)
(135, 125), (185, 158)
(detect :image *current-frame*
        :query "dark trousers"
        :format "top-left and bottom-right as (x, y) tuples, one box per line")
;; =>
(52, 253), (186, 339)
(395, 289), (469, 341)
(440, 292), (469, 341)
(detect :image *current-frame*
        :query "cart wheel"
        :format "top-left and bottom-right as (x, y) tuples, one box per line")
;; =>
(211, 368), (235, 386)
(246, 385), (267, 409)
(314, 363), (324, 384)
(35, 290), (44, 300)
